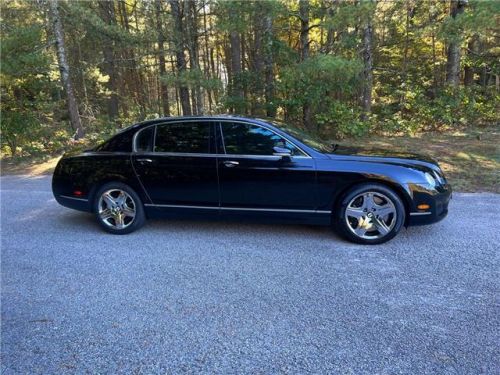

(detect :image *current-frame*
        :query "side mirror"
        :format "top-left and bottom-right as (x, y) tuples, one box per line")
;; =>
(273, 146), (292, 159)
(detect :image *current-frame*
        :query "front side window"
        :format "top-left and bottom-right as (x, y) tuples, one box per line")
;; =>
(221, 122), (303, 156)
(155, 122), (211, 153)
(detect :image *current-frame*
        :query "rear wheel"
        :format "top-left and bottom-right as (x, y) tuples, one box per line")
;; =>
(335, 183), (405, 244)
(93, 182), (145, 234)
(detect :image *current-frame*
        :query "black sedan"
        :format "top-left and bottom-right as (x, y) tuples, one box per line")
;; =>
(52, 116), (451, 244)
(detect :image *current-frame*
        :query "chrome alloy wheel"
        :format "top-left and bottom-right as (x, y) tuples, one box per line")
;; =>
(98, 189), (136, 229)
(345, 191), (397, 240)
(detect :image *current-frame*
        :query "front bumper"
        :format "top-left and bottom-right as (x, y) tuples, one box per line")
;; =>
(407, 183), (452, 226)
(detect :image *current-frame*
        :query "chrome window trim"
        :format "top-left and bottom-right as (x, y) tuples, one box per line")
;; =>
(144, 203), (330, 214)
(219, 119), (310, 158)
(132, 118), (312, 158)
(130, 151), (310, 160)
(218, 122), (227, 154)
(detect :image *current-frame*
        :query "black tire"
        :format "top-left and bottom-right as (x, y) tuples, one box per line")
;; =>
(93, 182), (146, 235)
(334, 183), (405, 245)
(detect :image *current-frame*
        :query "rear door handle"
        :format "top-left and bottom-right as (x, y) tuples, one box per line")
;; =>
(137, 158), (153, 163)
(223, 161), (239, 168)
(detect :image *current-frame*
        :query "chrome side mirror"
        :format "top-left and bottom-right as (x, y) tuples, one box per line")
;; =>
(273, 146), (292, 159)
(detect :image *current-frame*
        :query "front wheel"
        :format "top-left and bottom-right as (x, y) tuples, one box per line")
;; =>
(335, 183), (405, 244)
(93, 182), (145, 234)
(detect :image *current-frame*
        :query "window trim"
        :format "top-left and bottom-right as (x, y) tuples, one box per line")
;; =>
(133, 125), (155, 153)
(132, 119), (311, 158)
(133, 120), (214, 154)
(218, 120), (310, 158)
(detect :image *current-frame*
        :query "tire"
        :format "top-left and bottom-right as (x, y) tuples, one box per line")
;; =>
(93, 182), (146, 235)
(334, 183), (405, 245)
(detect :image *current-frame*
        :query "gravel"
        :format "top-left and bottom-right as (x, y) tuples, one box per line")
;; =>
(1, 175), (499, 374)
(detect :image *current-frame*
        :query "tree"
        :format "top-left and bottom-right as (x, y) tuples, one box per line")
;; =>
(187, 0), (203, 115)
(263, 12), (275, 117)
(48, 0), (84, 139)
(360, 2), (374, 120)
(299, 0), (310, 61)
(169, 0), (192, 116)
(155, 0), (170, 116)
(99, 0), (119, 122)
(446, 0), (467, 86)
(299, 0), (312, 130)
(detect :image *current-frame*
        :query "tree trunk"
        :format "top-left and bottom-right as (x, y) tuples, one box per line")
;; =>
(99, 0), (119, 122)
(48, 0), (84, 139)
(299, 0), (311, 130)
(155, 0), (170, 116)
(187, 0), (203, 115)
(361, 19), (373, 120)
(230, 30), (243, 113)
(324, 0), (336, 54)
(202, 0), (213, 112)
(299, 0), (310, 61)
(169, 0), (191, 115)
(263, 14), (275, 117)
(464, 34), (479, 87)
(446, 0), (466, 86)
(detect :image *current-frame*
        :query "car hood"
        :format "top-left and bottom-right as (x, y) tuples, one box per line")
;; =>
(326, 145), (441, 172)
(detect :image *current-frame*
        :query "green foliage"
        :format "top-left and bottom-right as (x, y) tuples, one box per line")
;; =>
(0, 1), (58, 156)
(278, 55), (363, 136)
(316, 101), (368, 138)
(374, 87), (499, 135)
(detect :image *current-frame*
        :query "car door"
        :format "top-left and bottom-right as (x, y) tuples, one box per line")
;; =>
(217, 121), (317, 211)
(132, 121), (219, 208)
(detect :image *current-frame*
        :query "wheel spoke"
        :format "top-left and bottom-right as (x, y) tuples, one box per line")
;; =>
(362, 193), (375, 210)
(122, 207), (135, 218)
(346, 207), (364, 218)
(115, 192), (127, 206)
(373, 217), (390, 235)
(100, 208), (113, 221)
(102, 192), (116, 208)
(376, 205), (395, 218)
(115, 213), (125, 229)
(354, 226), (367, 237)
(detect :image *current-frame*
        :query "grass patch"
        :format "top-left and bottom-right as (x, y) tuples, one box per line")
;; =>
(1, 155), (62, 177)
(340, 126), (499, 193)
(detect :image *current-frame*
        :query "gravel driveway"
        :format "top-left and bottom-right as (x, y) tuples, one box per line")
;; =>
(1, 175), (499, 374)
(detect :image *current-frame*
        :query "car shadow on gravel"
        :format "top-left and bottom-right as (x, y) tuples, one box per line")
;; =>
(50, 206), (444, 248)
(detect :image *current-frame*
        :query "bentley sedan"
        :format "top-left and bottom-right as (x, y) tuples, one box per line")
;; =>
(52, 116), (451, 244)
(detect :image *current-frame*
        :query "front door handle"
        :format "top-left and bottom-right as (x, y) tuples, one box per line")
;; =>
(137, 158), (153, 163)
(223, 161), (239, 168)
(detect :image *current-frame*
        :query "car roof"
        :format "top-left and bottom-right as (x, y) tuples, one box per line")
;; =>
(123, 115), (270, 132)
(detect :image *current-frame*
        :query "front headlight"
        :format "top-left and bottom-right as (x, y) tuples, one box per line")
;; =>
(425, 172), (436, 187)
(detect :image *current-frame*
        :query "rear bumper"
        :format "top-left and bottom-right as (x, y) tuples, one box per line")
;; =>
(54, 194), (92, 212)
(407, 183), (452, 226)
(52, 167), (92, 212)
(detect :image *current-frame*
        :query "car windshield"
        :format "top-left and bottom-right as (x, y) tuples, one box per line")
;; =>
(264, 120), (334, 153)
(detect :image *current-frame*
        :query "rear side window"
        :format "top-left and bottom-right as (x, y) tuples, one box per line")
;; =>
(95, 132), (133, 152)
(221, 122), (303, 156)
(135, 126), (154, 152)
(155, 122), (211, 153)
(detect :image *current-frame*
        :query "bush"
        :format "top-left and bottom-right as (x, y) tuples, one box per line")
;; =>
(315, 101), (369, 138)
